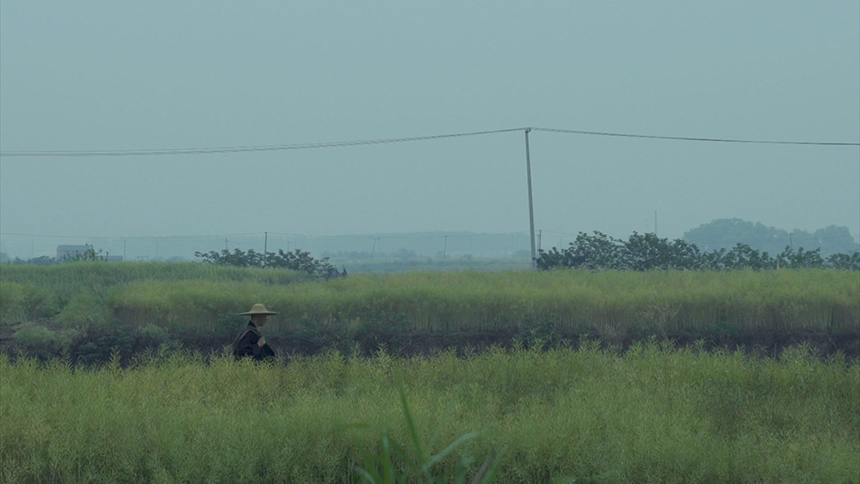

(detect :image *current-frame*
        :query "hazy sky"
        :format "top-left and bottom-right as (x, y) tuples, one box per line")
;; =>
(2, 1), (858, 254)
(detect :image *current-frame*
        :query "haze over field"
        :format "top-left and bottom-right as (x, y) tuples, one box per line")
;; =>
(1, 2), (858, 257)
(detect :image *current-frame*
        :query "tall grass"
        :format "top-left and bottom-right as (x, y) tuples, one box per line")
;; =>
(0, 262), (309, 326)
(2, 343), (858, 482)
(3, 264), (857, 351)
(109, 269), (859, 337)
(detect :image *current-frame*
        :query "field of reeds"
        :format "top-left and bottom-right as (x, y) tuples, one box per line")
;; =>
(1, 263), (858, 359)
(0, 262), (309, 329)
(2, 343), (858, 482)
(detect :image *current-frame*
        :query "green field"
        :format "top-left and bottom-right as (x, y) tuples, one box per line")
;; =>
(1, 263), (858, 359)
(2, 263), (859, 481)
(2, 343), (858, 483)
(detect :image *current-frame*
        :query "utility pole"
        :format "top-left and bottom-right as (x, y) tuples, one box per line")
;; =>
(263, 232), (268, 267)
(123, 240), (126, 261)
(789, 233), (793, 250)
(370, 237), (379, 261)
(225, 239), (229, 251)
(654, 211), (658, 237)
(443, 235), (448, 259)
(525, 128), (537, 270)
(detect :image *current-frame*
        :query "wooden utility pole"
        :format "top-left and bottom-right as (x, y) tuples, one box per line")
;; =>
(525, 128), (537, 271)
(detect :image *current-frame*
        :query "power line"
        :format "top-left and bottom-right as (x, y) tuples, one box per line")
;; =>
(1, 126), (856, 157)
(531, 127), (860, 146)
(0, 231), (262, 239)
(0, 230), (531, 240)
(0, 128), (525, 157)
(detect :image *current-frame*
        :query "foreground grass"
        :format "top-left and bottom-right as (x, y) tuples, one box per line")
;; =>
(2, 343), (858, 483)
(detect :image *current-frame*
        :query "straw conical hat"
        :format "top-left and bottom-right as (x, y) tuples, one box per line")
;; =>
(239, 303), (278, 316)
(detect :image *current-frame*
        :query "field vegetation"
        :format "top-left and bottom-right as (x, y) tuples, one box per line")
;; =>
(2, 343), (858, 482)
(1, 263), (858, 362)
(2, 260), (858, 482)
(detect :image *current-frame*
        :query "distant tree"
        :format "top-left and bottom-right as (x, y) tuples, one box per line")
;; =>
(12, 255), (58, 266)
(718, 243), (774, 270)
(623, 232), (704, 270)
(684, 218), (857, 256)
(195, 247), (344, 279)
(538, 230), (857, 271)
(538, 231), (703, 271)
(826, 251), (860, 270)
(193, 248), (262, 267)
(813, 225), (858, 256)
(776, 246), (824, 269)
(63, 246), (108, 262)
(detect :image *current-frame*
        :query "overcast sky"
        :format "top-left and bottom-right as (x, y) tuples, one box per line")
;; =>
(2, 1), (858, 255)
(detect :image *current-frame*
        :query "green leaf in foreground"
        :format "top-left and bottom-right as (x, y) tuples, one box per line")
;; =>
(351, 377), (497, 483)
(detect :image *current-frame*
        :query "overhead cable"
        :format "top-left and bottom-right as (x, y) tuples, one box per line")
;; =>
(531, 127), (860, 146)
(1, 126), (857, 157)
(0, 128), (526, 157)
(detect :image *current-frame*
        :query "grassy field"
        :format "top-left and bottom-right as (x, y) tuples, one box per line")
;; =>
(0, 262), (309, 330)
(3, 263), (857, 332)
(2, 263), (858, 358)
(2, 264), (858, 481)
(2, 343), (858, 482)
(327, 257), (532, 274)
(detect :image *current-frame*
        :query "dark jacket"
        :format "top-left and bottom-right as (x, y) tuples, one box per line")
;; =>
(232, 322), (275, 360)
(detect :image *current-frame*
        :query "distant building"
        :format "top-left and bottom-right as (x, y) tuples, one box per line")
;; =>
(57, 244), (91, 260)
(106, 255), (123, 262)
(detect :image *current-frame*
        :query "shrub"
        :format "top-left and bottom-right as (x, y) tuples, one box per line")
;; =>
(13, 324), (75, 360)
(0, 283), (63, 323)
(69, 324), (135, 365)
(55, 293), (111, 329)
(517, 314), (558, 348)
(351, 309), (412, 355)
(136, 324), (170, 348)
(0, 282), (26, 325)
(294, 317), (351, 354)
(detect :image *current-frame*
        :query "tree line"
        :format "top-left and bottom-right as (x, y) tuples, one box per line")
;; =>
(538, 231), (860, 271)
(4, 246), (112, 266)
(194, 248), (346, 279)
(684, 219), (856, 256)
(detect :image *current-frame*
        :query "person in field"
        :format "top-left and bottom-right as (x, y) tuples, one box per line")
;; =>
(232, 303), (277, 360)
